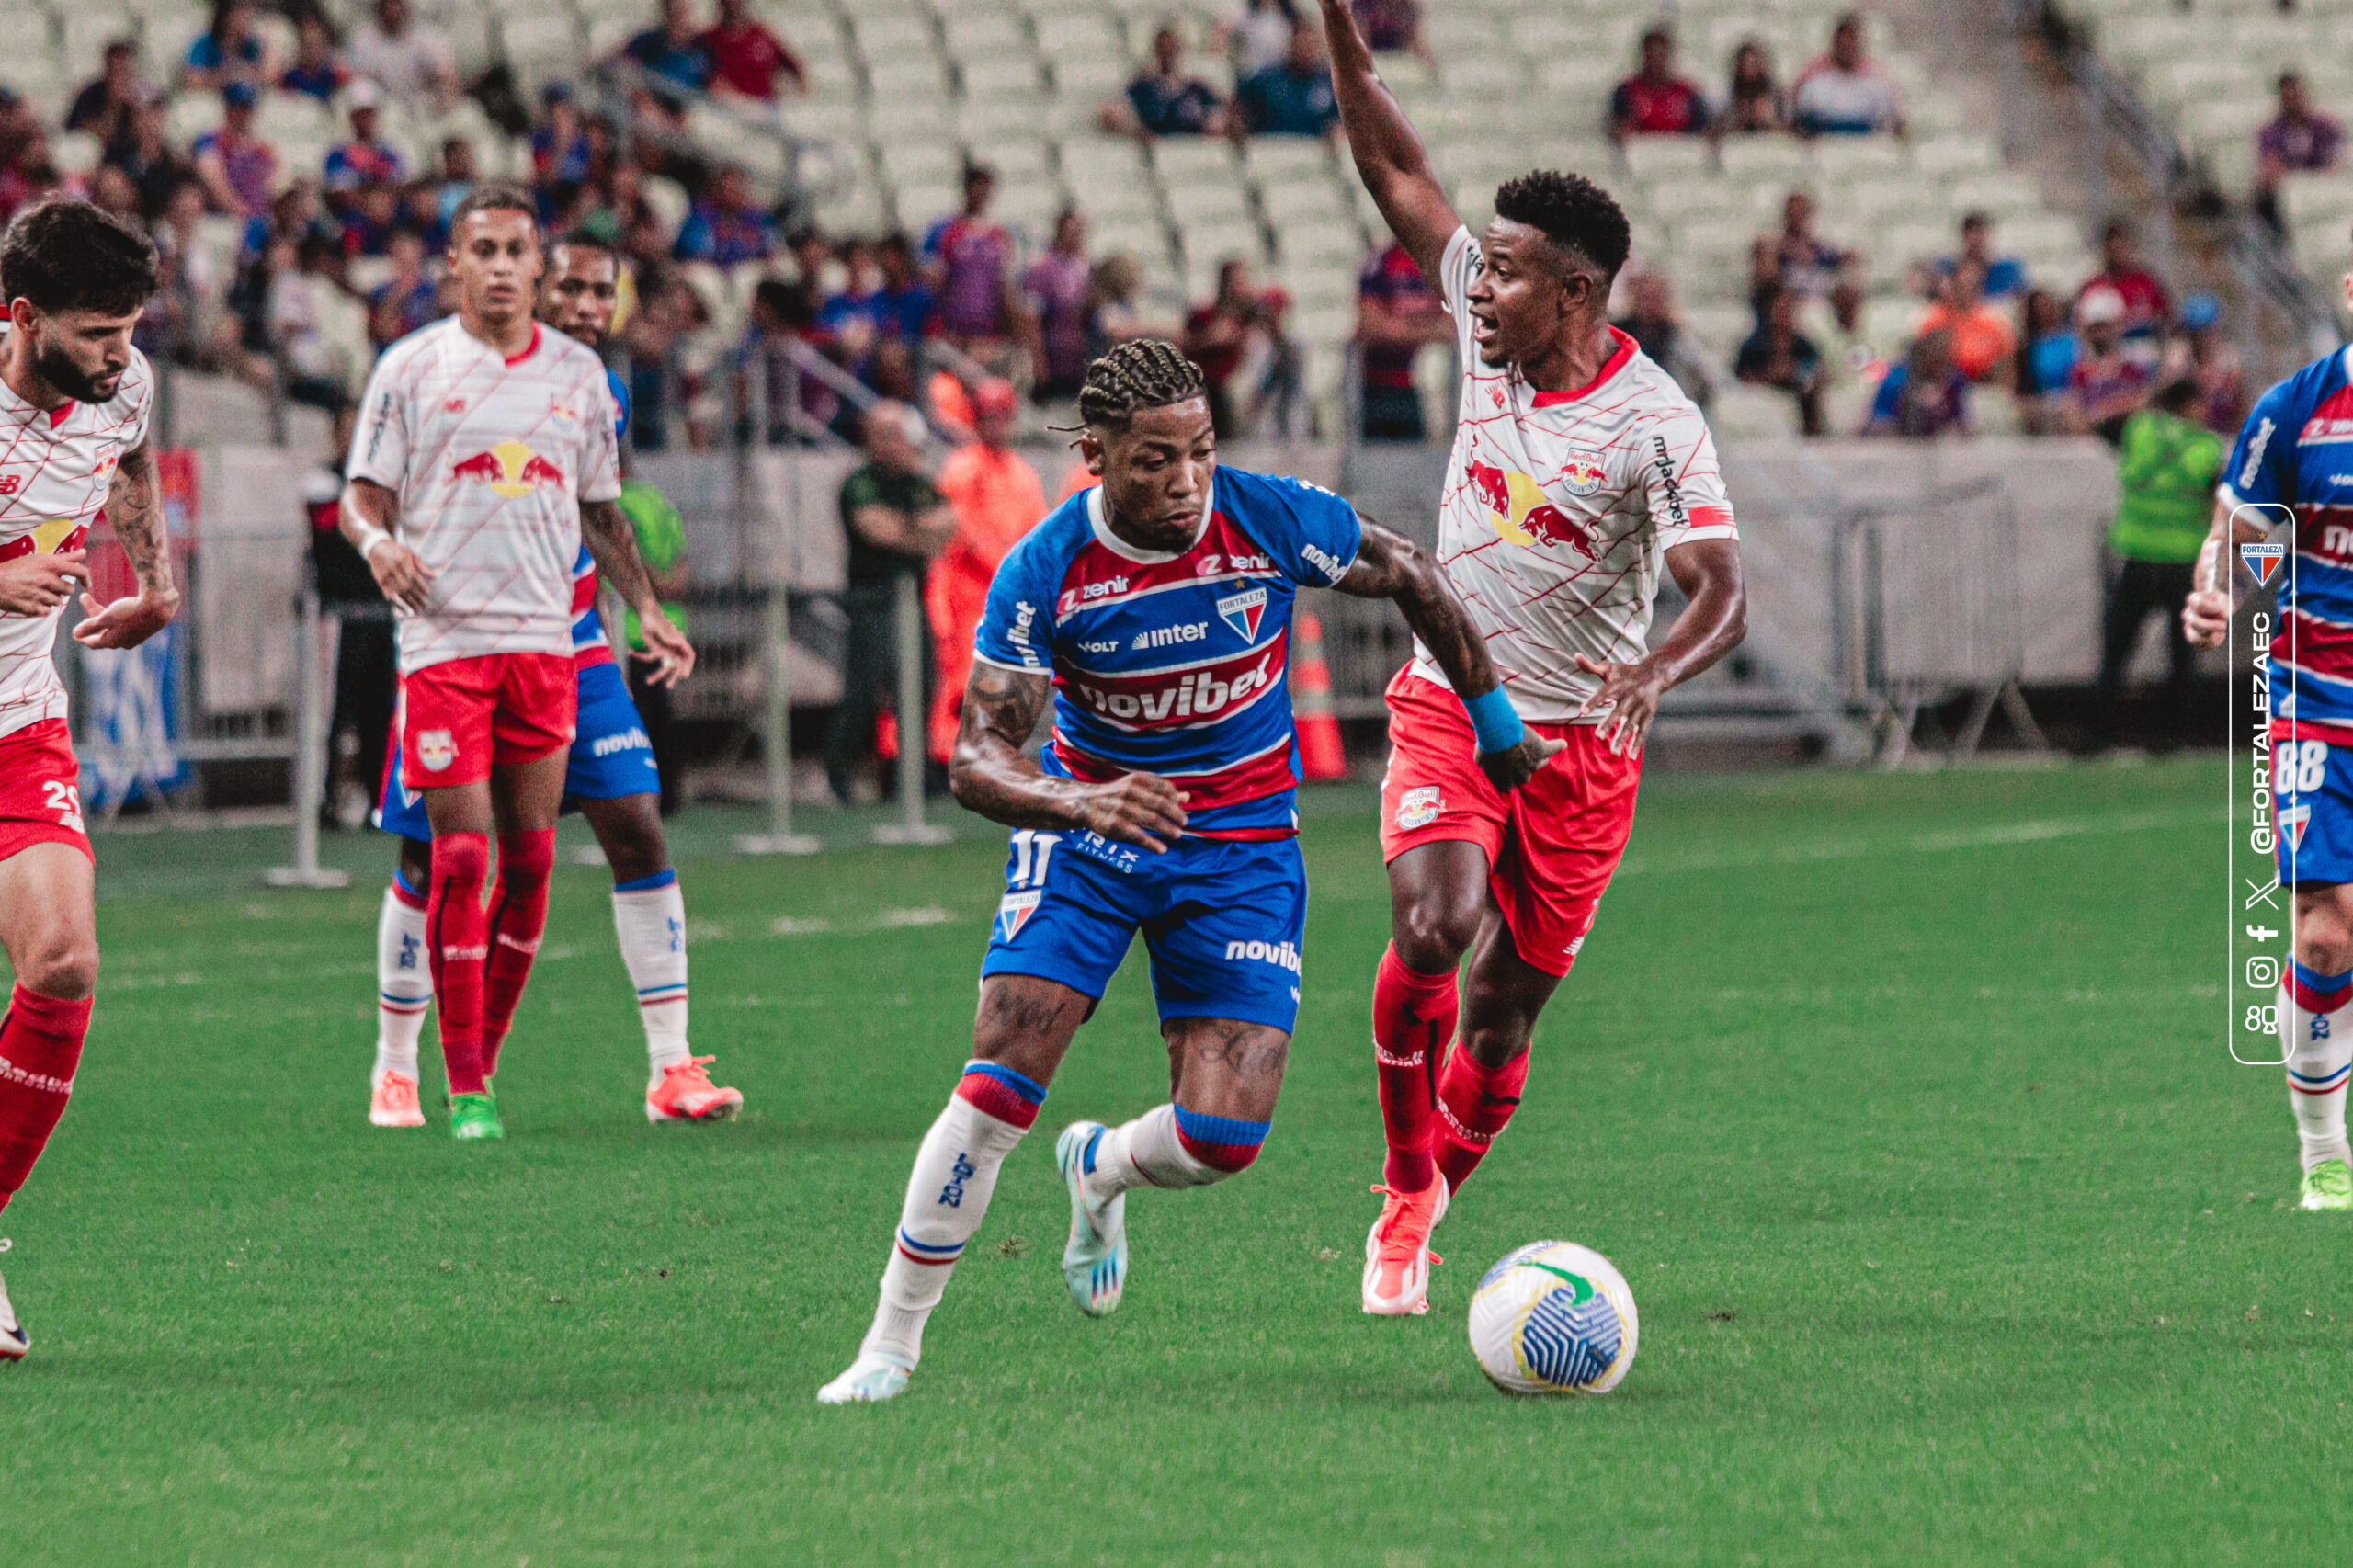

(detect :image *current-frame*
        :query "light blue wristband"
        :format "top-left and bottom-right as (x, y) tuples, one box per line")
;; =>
(1461, 685), (1525, 754)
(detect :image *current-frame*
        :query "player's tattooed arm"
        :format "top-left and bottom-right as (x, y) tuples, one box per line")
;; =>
(1336, 521), (1561, 792)
(951, 662), (1189, 851)
(340, 477), (436, 613)
(2185, 495), (2273, 650)
(581, 496), (697, 687)
(1572, 538), (1748, 757)
(1315, 0), (1460, 281)
(70, 438), (181, 650)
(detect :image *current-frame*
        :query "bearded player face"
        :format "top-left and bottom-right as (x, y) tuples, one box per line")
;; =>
(13, 302), (142, 403)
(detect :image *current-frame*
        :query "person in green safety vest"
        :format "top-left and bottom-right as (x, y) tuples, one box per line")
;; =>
(616, 475), (688, 814)
(2095, 376), (2223, 750)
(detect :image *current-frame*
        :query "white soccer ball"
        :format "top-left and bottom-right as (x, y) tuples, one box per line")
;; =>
(1467, 1240), (1640, 1396)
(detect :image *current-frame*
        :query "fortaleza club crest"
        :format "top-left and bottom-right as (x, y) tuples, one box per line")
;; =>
(451, 440), (565, 498)
(1216, 585), (1268, 641)
(2283, 802), (2313, 853)
(2241, 540), (2286, 586)
(996, 890), (1041, 941)
(415, 729), (456, 772)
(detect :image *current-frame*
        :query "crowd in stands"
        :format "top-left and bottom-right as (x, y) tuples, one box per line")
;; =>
(1607, 14), (1903, 142)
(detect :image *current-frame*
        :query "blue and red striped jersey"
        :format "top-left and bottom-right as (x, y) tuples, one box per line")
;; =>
(569, 369), (632, 665)
(973, 466), (1362, 838)
(2223, 347), (2353, 741)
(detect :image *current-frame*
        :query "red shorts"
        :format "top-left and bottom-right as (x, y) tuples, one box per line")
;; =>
(399, 653), (576, 790)
(0, 719), (92, 864)
(1378, 670), (1642, 978)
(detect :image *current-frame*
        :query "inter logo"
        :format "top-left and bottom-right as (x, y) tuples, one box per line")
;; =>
(2241, 541), (2286, 586)
(996, 890), (1042, 941)
(1216, 586), (1267, 641)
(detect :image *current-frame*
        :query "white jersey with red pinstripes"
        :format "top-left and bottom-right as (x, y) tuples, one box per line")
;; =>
(347, 317), (621, 674)
(1405, 225), (1739, 724)
(0, 347), (153, 741)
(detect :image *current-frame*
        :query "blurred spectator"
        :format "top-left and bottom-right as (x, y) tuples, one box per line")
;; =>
(347, 0), (459, 108)
(147, 180), (222, 360)
(368, 230), (439, 347)
(875, 232), (935, 343)
(2068, 285), (2152, 441)
(324, 83), (406, 204)
(183, 0), (275, 93)
(625, 0), (717, 99)
(2257, 72), (2343, 226)
(924, 164), (1025, 358)
(703, 0), (806, 101)
(741, 275), (840, 441)
(927, 378), (1047, 762)
(67, 41), (151, 155)
(820, 238), (890, 366)
(280, 12), (351, 103)
(2094, 377), (2223, 750)
(1612, 270), (1711, 411)
(828, 402), (956, 805)
(1916, 259), (2015, 384)
(1352, 0), (1426, 58)
(1610, 28), (1710, 140)
(673, 165), (774, 264)
(1217, 0), (1300, 80)
(432, 138), (477, 235)
(269, 231), (360, 442)
(1718, 40), (1786, 134)
(1737, 284), (1824, 436)
(1085, 252), (1147, 361)
(1865, 329), (1969, 437)
(1183, 257), (1294, 436)
(0, 93), (56, 223)
(193, 82), (278, 223)
(1023, 208), (1094, 401)
(868, 337), (919, 403)
(1791, 15), (1903, 137)
(1238, 22), (1338, 138)
(1931, 212), (2026, 301)
(2014, 287), (2078, 435)
(89, 165), (140, 221)
(1752, 190), (1849, 317)
(624, 269), (710, 450)
(532, 85), (596, 187)
(341, 181), (405, 257)
(2079, 221), (2170, 350)
(1105, 26), (1233, 139)
(1358, 234), (1449, 440)
(108, 104), (193, 221)
(1811, 278), (1892, 418)
(2160, 290), (2246, 436)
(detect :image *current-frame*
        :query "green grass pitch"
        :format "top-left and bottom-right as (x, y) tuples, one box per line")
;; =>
(0, 757), (2332, 1564)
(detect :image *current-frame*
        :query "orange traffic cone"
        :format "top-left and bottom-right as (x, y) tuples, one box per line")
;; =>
(1290, 609), (1347, 782)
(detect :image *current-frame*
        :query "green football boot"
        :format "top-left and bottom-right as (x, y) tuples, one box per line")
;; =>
(2301, 1158), (2352, 1210)
(449, 1089), (504, 1142)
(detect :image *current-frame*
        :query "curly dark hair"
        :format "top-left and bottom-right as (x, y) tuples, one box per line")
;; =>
(0, 198), (159, 317)
(1494, 169), (1631, 284)
(1076, 338), (1208, 430)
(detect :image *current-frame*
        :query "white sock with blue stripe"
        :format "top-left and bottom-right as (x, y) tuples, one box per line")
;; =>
(610, 871), (690, 1078)
(858, 1063), (1042, 1369)
(373, 877), (431, 1082)
(2284, 960), (2353, 1172)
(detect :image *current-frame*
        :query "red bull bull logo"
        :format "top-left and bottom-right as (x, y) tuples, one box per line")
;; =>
(1467, 461), (1596, 558)
(451, 440), (566, 498)
(0, 517), (90, 563)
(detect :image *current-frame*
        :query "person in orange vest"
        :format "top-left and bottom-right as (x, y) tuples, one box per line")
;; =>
(926, 377), (1048, 760)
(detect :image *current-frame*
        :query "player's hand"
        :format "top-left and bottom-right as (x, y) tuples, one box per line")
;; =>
(2183, 586), (2234, 650)
(632, 608), (697, 687)
(1570, 653), (1670, 758)
(0, 550), (87, 617)
(367, 539), (435, 613)
(71, 585), (179, 650)
(1073, 770), (1188, 853)
(1477, 732), (1563, 794)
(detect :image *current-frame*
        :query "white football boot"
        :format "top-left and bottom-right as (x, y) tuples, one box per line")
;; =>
(816, 1351), (912, 1404)
(1361, 1177), (1449, 1316)
(0, 1239), (25, 1361)
(1055, 1122), (1127, 1318)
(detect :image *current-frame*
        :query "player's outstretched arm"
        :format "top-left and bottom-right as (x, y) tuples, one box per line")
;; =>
(2185, 495), (2269, 650)
(583, 496), (697, 686)
(339, 477), (435, 614)
(71, 438), (180, 651)
(1571, 539), (1747, 757)
(950, 662), (1189, 851)
(1314, 0), (1460, 283)
(1336, 521), (1560, 792)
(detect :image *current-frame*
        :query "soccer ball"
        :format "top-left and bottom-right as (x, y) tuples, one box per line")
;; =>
(1467, 1241), (1640, 1396)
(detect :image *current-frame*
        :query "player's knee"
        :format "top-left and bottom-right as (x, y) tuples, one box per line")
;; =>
(22, 931), (97, 1001)
(432, 832), (491, 888)
(1393, 900), (1478, 971)
(597, 812), (668, 885)
(496, 828), (556, 887)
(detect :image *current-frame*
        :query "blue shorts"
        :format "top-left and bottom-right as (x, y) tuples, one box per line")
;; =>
(2277, 734), (2353, 886)
(375, 658), (658, 840)
(979, 828), (1308, 1034)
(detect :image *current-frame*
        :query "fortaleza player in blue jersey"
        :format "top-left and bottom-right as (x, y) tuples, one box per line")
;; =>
(362, 231), (741, 1136)
(2188, 256), (2353, 1210)
(819, 340), (1558, 1404)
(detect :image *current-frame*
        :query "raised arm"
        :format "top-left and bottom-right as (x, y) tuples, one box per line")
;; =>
(1314, 0), (1461, 283)
(583, 495), (697, 686)
(1333, 520), (1559, 791)
(70, 437), (181, 650)
(1571, 537), (1746, 756)
(949, 661), (1190, 850)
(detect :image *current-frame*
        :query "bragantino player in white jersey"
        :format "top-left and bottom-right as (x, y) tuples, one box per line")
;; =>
(1317, 0), (1750, 1316)
(0, 199), (184, 1358)
(341, 185), (695, 1142)
(362, 230), (740, 1133)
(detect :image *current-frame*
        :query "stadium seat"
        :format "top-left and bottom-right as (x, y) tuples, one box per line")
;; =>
(1621, 137), (1712, 185)
(1719, 136), (1811, 187)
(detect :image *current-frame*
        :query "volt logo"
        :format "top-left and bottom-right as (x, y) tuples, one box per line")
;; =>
(1216, 586), (1268, 641)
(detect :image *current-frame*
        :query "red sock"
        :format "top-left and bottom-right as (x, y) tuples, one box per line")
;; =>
(1372, 943), (1456, 1192)
(0, 984), (93, 1216)
(1433, 1046), (1529, 1196)
(427, 833), (492, 1096)
(479, 828), (554, 1080)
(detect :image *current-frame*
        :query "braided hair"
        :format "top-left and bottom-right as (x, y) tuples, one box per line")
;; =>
(1074, 338), (1207, 430)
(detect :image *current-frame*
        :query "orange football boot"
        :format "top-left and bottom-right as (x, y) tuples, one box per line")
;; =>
(646, 1055), (745, 1122)
(1361, 1178), (1449, 1316)
(369, 1069), (426, 1128)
